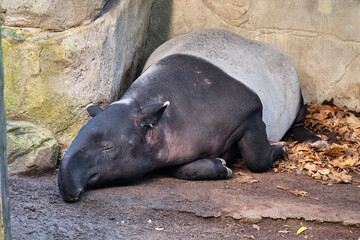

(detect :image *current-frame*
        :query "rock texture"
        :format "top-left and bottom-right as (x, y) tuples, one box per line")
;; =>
(2, 0), (153, 145)
(143, 0), (360, 111)
(0, 0), (106, 31)
(7, 121), (59, 175)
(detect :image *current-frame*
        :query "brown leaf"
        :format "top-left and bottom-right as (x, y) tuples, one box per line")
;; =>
(290, 189), (308, 197)
(328, 171), (352, 183)
(346, 114), (360, 129)
(276, 185), (308, 197)
(342, 158), (356, 167)
(311, 172), (322, 180)
(315, 105), (335, 113)
(291, 143), (310, 152)
(313, 112), (329, 121)
(318, 168), (331, 175)
(355, 128), (360, 135)
(336, 110), (346, 119)
(252, 224), (260, 231)
(274, 103), (360, 185)
(331, 160), (342, 168)
(234, 172), (259, 184)
(276, 185), (289, 191)
(325, 145), (346, 157)
(303, 163), (317, 172)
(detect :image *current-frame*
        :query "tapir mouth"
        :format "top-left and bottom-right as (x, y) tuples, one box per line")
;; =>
(58, 174), (84, 202)
(87, 173), (101, 187)
(60, 173), (102, 202)
(61, 188), (84, 202)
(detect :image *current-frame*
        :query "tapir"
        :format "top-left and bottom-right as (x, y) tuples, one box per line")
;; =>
(58, 29), (322, 202)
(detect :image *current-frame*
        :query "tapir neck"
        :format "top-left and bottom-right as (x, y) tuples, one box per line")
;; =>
(144, 123), (170, 170)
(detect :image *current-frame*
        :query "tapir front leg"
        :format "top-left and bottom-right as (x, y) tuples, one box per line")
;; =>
(169, 158), (233, 180)
(237, 114), (285, 172)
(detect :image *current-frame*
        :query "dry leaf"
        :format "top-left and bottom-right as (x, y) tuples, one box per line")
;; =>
(276, 185), (308, 197)
(290, 190), (308, 197)
(311, 172), (323, 180)
(276, 185), (288, 191)
(318, 168), (330, 175)
(325, 145), (346, 157)
(252, 224), (260, 231)
(234, 172), (259, 184)
(273, 104), (359, 185)
(313, 112), (328, 121)
(342, 158), (356, 167)
(315, 105), (335, 113)
(304, 163), (317, 172)
(297, 226), (307, 234)
(346, 115), (360, 129)
(329, 171), (352, 183)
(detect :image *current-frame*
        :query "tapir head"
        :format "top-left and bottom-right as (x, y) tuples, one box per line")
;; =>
(58, 100), (169, 202)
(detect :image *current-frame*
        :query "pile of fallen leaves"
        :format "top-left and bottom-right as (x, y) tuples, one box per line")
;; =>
(274, 103), (360, 186)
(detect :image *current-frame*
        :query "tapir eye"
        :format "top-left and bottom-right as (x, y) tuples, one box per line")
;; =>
(103, 146), (113, 151)
(101, 142), (114, 153)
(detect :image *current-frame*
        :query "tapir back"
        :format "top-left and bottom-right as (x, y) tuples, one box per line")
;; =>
(143, 29), (300, 141)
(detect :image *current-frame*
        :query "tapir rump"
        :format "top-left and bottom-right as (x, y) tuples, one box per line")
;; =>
(58, 29), (323, 202)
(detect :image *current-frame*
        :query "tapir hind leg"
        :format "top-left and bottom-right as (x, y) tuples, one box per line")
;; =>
(284, 93), (327, 148)
(237, 114), (285, 173)
(169, 158), (233, 180)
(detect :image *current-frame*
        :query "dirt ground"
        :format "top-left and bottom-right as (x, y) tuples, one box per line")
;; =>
(9, 168), (360, 240)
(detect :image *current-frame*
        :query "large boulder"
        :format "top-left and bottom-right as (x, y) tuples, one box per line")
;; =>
(7, 120), (59, 175)
(2, 0), (153, 145)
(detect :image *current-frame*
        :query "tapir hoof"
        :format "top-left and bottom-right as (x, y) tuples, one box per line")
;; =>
(270, 141), (288, 154)
(225, 166), (233, 178)
(216, 158), (233, 178)
(310, 140), (329, 149)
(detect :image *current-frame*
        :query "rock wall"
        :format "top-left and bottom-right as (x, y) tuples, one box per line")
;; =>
(2, 0), (153, 145)
(144, 0), (360, 111)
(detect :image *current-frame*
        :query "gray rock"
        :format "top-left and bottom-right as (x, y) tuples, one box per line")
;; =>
(7, 121), (59, 175)
(2, 0), (153, 146)
(0, 0), (106, 31)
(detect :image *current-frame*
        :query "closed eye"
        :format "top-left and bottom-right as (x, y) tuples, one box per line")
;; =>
(102, 145), (114, 154)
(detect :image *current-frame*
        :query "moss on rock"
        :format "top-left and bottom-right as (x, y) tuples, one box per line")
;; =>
(2, 27), (89, 145)
(7, 120), (59, 175)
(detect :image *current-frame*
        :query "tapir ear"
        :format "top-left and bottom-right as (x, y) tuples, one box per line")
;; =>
(139, 101), (170, 128)
(86, 103), (103, 117)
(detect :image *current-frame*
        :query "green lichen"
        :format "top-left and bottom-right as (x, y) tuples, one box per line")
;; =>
(1, 27), (25, 41)
(2, 36), (27, 116)
(2, 27), (89, 145)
